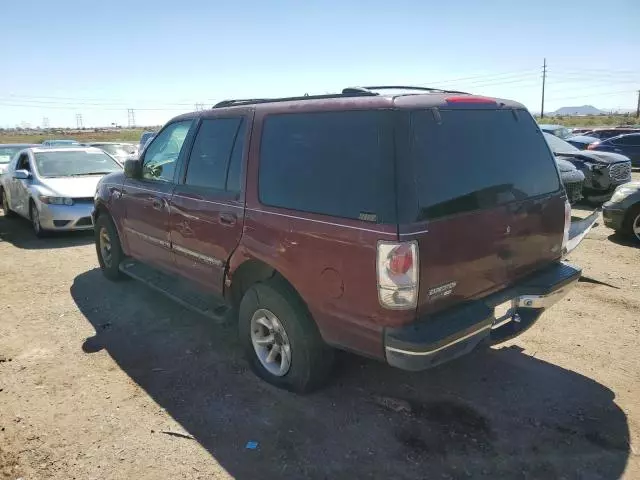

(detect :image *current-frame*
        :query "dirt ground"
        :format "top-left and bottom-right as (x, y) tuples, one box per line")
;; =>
(1, 188), (639, 479)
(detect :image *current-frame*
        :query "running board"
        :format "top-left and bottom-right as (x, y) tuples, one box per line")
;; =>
(119, 260), (231, 324)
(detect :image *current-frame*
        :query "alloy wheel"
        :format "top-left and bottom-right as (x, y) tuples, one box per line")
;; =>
(633, 213), (640, 242)
(250, 308), (292, 377)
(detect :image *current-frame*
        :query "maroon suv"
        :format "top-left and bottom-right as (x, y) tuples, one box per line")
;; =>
(93, 86), (586, 392)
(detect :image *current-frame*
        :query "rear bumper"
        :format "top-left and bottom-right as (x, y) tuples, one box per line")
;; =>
(384, 261), (581, 371)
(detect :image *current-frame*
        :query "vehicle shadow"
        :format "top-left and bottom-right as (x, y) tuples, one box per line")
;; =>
(0, 212), (94, 249)
(71, 268), (631, 479)
(607, 232), (639, 248)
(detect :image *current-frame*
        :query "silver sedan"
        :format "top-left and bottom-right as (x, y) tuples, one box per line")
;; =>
(0, 147), (122, 237)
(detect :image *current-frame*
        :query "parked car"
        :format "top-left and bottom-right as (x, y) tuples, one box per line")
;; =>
(544, 132), (632, 202)
(86, 142), (137, 164)
(570, 128), (595, 135)
(0, 144), (39, 174)
(41, 139), (81, 147)
(138, 131), (155, 154)
(603, 182), (640, 243)
(581, 127), (640, 140)
(566, 135), (600, 150)
(586, 133), (640, 167)
(539, 124), (572, 139)
(0, 147), (122, 236)
(94, 87), (595, 392)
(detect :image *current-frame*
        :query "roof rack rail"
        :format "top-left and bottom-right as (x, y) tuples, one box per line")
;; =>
(212, 90), (377, 109)
(348, 85), (471, 95)
(213, 98), (270, 108)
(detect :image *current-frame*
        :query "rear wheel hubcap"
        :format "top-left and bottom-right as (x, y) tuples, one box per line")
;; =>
(250, 308), (291, 377)
(633, 214), (640, 241)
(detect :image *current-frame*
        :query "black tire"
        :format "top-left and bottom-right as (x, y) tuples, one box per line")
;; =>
(622, 204), (640, 243)
(95, 213), (126, 281)
(1, 189), (16, 217)
(29, 201), (48, 238)
(238, 277), (334, 393)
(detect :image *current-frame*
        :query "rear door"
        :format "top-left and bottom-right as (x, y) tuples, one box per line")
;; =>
(121, 120), (194, 273)
(401, 108), (564, 316)
(169, 115), (248, 295)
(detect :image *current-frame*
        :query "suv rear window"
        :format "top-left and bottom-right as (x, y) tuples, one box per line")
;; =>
(259, 111), (395, 223)
(409, 109), (560, 221)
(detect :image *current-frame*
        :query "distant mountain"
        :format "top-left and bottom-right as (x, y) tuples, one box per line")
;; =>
(550, 105), (605, 116)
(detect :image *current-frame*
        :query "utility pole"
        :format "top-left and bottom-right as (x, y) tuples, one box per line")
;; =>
(75, 114), (83, 129)
(636, 90), (640, 118)
(127, 109), (136, 128)
(42, 117), (50, 130)
(540, 58), (547, 119)
(194, 103), (205, 111)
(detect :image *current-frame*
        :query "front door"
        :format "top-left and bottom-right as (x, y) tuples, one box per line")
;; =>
(121, 120), (194, 273)
(11, 152), (34, 217)
(169, 116), (248, 295)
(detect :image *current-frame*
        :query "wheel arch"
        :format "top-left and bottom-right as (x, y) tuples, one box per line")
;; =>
(226, 253), (309, 316)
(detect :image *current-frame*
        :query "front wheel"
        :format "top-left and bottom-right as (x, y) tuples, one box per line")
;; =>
(238, 278), (334, 393)
(30, 202), (47, 238)
(623, 204), (640, 243)
(95, 214), (126, 280)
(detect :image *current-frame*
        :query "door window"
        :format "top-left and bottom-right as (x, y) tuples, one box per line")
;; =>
(142, 120), (192, 182)
(184, 118), (245, 191)
(16, 153), (31, 172)
(611, 134), (640, 146)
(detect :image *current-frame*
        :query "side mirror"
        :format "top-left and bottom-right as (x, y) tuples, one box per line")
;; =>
(14, 169), (31, 180)
(124, 158), (142, 178)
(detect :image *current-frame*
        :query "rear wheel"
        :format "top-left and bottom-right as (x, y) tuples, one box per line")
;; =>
(1, 189), (16, 217)
(238, 277), (334, 393)
(623, 204), (640, 243)
(95, 214), (126, 280)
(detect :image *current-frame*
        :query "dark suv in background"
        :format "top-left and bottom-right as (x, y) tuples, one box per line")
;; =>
(93, 86), (593, 392)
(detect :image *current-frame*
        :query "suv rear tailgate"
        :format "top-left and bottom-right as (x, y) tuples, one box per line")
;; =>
(397, 107), (566, 316)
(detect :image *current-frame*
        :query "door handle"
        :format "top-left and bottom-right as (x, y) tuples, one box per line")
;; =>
(151, 197), (166, 211)
(219, 212), (237, 226)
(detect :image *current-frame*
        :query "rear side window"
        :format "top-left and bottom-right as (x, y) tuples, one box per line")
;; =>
(185, 117), (244, 191)
(410, 109), (560, 220)
(259, 111), (395, 222)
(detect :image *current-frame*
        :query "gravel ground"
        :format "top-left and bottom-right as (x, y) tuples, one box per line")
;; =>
(1, 188), (639, 479)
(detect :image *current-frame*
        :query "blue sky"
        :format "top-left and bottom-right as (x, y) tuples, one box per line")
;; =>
(2, 0), (638, 128)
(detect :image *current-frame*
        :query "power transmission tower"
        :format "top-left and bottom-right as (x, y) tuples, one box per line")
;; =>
(540, 58), (547, 119)
(127, 109), (136, 128)
(194, 103), (205, 111)
(76, 114), (83, 129)
(636, 90), (640, 118)
(42, 117), (50, 129)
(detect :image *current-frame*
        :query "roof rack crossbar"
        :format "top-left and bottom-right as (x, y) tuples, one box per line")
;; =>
(358, 85), (471, 95)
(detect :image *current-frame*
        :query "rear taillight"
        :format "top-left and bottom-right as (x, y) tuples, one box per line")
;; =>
(586, 142), (599, 150)
(377, 241), (419, 309)
(562, 200), (571, 253)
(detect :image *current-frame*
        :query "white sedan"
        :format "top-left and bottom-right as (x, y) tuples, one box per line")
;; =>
(0, 147), (122, 237)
